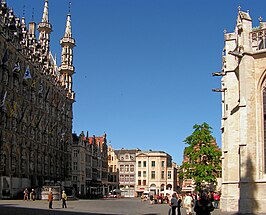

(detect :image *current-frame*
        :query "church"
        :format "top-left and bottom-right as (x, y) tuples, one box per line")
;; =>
(0, 0), (75, 198)
(217, 7), (266, 213)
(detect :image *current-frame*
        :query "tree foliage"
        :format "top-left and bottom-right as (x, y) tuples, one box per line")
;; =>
(180, 122), (222, 190)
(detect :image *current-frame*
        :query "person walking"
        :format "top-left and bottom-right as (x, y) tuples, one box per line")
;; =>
(149, 194), (154, 204)
(177, 194), (182, 215)
(62, 190), (67, 208)
(23, 188), (29, 201)
(194, 190), (214, 215)
(30, 189), (36, 201)
(169, 193), (178, 215)
(184, 193), (193, 215)
(48, 191), (53, 209)
(213, 192), (220, 209)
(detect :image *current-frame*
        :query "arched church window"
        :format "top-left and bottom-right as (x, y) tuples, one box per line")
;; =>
(263, 87), (266, 172)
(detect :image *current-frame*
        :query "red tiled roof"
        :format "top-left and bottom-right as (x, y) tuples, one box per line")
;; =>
(87, 137), (104, 145)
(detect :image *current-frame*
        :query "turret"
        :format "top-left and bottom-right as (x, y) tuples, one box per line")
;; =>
(37, 0), (52, 65)
(59, 11), (75, 100)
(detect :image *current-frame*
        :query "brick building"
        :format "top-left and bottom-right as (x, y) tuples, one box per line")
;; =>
(72, 132), (108, 198)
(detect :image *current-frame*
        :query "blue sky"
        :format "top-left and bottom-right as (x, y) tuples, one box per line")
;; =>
(8, 0), (266, 164)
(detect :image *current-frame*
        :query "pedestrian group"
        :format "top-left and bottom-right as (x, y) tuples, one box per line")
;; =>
(23, 188), (68, 210)
(167, 190), (218, 215)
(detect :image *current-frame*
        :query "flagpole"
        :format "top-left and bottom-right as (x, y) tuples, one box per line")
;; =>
(0, 91), (7, 107)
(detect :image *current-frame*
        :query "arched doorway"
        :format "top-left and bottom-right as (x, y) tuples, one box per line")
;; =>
(149, 183), (156, 195)
(166, 184), (172, 190)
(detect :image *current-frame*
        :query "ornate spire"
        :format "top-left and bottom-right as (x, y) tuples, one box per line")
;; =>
(59, 7), (75, 100)
(64, 13), (72, 38)
(41, 0), (49, 23)
(64, 0), (72, 38)
(38, 0), (52, 68)
(38, 0), (52, 34)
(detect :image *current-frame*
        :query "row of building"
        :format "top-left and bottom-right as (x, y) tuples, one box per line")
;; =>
(72, 131), (180, 198)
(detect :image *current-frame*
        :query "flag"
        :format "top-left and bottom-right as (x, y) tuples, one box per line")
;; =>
(12, 62), (21, 72)
(0, 91), (7, 107)
(45, 87), (50, 101)
(2, 49), (8, 65)
(31, 79), (36, 89)
(23, 65), (32, 79)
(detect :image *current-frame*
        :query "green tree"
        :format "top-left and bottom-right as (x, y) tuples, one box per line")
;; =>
(180, 122), (222, 191)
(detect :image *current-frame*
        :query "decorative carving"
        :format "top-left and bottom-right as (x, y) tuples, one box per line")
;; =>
(29, 151), (35, 172)
(0, 0), (74, 192)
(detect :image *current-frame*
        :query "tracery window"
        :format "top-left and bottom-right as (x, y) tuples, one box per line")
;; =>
(263, 87), (266, 172)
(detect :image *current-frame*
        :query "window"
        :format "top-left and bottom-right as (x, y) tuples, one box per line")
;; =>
(138, 180), (141, 185)
(125, 165), (129, 172)
(161, 171), (165, 179)
(120, 165), (124, 172)
(74, 150), (78, 157)
(130, 175), (134, 182)
(151, 161), (155, 167)
(138, 171), (141, 177)
(73, 176), (77, 181)
(151, 171), (155, 179)
(143, 161), (147, 167)
(120, 175), (125, 182)
(168, 171), (171, 179)
(130, 165), (134, 172)
(143, 171), (146, 177)
(143, 180), (147, 185)
(88, 156), (91, 166)
(138, 161), (141, 167)
(259, 36), (266, 50)
(125, 175), (129, 182)
(73, 162), (77, 170)
(161, 161), (165, 168)
(264, 88), (266, 172)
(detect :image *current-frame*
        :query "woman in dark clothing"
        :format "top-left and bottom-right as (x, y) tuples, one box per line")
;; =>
(194, 191), (214, 215)
(177, 196), (182, 215)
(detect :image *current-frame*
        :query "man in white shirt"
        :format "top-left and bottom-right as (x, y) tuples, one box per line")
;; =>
(184, 193), (193, 215)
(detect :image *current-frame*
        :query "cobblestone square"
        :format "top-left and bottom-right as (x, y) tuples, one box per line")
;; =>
(0, 198), (244, 215)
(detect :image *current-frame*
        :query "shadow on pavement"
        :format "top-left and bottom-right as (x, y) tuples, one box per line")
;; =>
(0, 205), (122, 215)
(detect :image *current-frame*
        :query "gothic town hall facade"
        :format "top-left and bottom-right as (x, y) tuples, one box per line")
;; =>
(0, 0), (75, 198)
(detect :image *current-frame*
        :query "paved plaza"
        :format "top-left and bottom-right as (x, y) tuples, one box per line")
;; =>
(0, 198), (247, 215)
